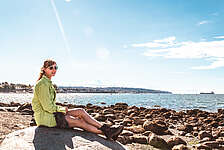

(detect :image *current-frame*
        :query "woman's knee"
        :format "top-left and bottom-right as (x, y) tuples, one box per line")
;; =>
(67, 108), (86, 116)
(77, 108), (86, 116)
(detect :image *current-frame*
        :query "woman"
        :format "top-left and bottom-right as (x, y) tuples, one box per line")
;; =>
(32, 59), (123, 140)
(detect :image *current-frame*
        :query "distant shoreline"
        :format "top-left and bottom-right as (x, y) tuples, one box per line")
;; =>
(0, 82), (172, 94)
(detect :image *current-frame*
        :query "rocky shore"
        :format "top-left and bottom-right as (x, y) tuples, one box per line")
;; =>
(1, 102), (224, 150)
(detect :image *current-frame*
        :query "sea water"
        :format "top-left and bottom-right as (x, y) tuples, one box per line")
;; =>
(0, 93), (224, 112)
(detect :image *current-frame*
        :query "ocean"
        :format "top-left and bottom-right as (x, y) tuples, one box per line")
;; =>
(0, 93), (224, 112)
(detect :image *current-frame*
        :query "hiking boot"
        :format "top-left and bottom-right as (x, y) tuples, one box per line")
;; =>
(111, 125), (124, 141)
(99, 124), (124, 141)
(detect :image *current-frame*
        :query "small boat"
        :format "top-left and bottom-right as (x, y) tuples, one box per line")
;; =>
(200, 91), (215, 94)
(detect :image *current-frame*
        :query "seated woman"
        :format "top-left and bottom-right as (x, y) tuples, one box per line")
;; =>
(32, 59), (123, 140)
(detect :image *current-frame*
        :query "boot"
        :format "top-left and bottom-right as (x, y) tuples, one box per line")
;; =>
(111, 125), (124, 141)
(99, 124), (124, 141)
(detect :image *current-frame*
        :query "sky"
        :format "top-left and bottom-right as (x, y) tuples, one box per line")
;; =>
(1, 0), (224, 94)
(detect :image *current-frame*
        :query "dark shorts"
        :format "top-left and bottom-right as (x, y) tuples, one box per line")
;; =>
(53, 112), (70, 129)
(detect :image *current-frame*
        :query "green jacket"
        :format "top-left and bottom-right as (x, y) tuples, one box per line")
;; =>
(32, 75), (66, 127)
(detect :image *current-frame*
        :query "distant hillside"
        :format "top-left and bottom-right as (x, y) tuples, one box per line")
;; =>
(0, 81), (172, 94)
(57, 86), (172, 94)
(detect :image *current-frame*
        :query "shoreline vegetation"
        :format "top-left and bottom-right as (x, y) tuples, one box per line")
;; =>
(0, 82), (172, 94)
(1, 101), (224, 149)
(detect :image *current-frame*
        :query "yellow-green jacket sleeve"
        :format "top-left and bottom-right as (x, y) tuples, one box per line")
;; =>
(38, 84), (66, 113)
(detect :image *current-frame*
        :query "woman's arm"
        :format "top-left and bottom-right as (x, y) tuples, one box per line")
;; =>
(38, 84), (66, 113)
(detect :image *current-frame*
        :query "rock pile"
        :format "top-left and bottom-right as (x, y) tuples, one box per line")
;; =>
(1, 102), (224, 149)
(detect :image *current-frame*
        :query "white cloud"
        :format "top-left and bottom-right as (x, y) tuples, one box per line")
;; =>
(84, 26), (94, 37)
(197, 20), (209, 26)
(132, 36), (176, 48)
(96, 48), (110, 60)
(132, 36), (224, 70)
(154, 36), (176, 43)
(65, 0), (71, 2)
(132, 42), (169, 48)
(214, 36), (224, 39)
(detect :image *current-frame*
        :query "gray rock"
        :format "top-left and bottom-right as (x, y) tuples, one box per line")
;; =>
(132, 135), (148, 144)
(0, 126), (128, 150)
(172, 144), (189, 150)
(121, 130), (134, 136)
(0, 107), (18, 112)
(148, 133), (170, 150)
(167, 136), (187, 148)
(198, 131), (212, 140)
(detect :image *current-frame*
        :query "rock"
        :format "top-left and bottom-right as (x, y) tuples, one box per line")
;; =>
(177, 124), (193, 133)
(94, 113), (107, 121)
(122, 118), (132, 126)
(167, 136), (187, 148)
(129, 112), (138, 118)
(114, 103), (128, 110)
(203, 141), (220, 149)
(185, 133), (193, 138)
(104, 120), (114, 126)
(195, 144), (212, 150)
(172, 144), (189, 150)
(16, 103), (32, 112)
(115, 103), (128, 107)
(208, 121), (219, 128)
(0, 107), (7, 111)
(193, 131), (198, 137)
(198, 131), (213, 140)
(216, 137), (224, 145)
(218, 108), (224, 114)
(117, 136), (133, 145)
(178, 131), (186, 136)
(21, 108), (34, 115)
(0, 107), (18, 112)
(30, 118), (36, 126)
(132, 135), (148, 144)
(199, 137), (211, 143)
(148, 133), (170, 150)
(127, 109), (136, 116)
(164, 112), (172, 118)
(0, 127), (128, 150)
(86, 109), (94, 114)
(10, 101), (21, 107)
(105, 114), (116, 120)
(120, 130), (134, 136)
(0, 102), (10, 107)
(153, 105), (161, 107)
(133, 117), (145, 125)
(102, 109), (114, 115)
(143, 120), (169, 135)
(143, 131), (152, 136)
(125, 125), (145, 134)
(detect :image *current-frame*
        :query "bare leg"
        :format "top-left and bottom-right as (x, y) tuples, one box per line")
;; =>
(66, 108), (102, 129)
(65, 115), (103, 134)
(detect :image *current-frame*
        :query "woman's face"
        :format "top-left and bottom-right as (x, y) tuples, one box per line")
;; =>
(44, 64), (58, 79)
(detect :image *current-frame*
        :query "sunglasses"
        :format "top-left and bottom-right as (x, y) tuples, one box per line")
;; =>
(48, 65), (58, 70)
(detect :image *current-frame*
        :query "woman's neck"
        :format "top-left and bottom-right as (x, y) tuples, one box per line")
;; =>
(44, 75), (52, 80)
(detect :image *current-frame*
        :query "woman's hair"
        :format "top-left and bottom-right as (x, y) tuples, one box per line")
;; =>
(37, 59), (56, 81)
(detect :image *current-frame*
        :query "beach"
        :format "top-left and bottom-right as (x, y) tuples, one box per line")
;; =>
(1, 101), (224, 149)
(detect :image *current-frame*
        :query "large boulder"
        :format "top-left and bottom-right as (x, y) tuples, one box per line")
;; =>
(148, 133), (170, 150)
(143, 120), (170, 135)
(0, 126), (128, 150)
(167, 136), (187, 149)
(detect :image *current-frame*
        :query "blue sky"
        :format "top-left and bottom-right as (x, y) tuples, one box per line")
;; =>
(1, 0), (224, 93)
